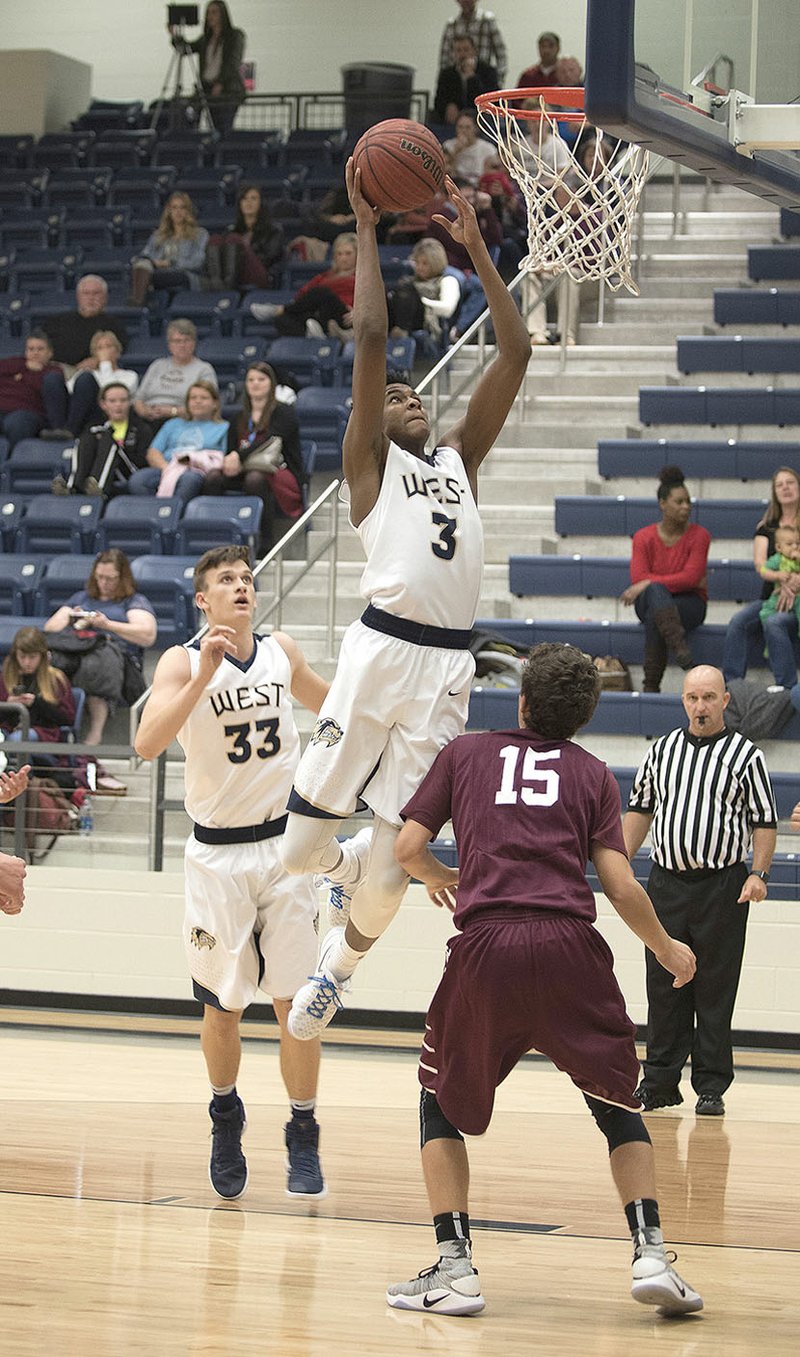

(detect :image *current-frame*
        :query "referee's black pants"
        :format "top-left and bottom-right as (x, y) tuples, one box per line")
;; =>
(643, 861), (750, 1097)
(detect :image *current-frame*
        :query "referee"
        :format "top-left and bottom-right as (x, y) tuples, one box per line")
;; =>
(623, 665), (776, 1116)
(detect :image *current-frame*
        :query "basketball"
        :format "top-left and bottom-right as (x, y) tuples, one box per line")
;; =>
(352, 119), (447, 212)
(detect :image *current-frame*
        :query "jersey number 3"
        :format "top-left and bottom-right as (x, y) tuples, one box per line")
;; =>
(431, 511), (457, 560)
(495, 745), (561, 806)
(224, 717), (281, 764)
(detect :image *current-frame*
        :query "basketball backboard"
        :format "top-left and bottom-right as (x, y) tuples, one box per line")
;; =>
(584, 0), (800, 208)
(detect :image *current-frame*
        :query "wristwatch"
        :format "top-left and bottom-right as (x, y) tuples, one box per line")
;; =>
(750, 869), (769, 883)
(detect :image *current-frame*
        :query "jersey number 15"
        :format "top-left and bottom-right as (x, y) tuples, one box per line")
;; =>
(494, 745), (561, 806)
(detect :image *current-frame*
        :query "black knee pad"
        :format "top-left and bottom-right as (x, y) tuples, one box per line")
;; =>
(419, 1088), (464, 1148)
(584, 1095), (651, 1153)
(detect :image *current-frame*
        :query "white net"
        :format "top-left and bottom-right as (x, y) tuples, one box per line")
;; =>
(476, 93), (650, 294)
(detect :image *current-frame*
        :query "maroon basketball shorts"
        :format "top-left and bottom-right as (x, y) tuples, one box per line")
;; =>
(419, 912), (642, 1136)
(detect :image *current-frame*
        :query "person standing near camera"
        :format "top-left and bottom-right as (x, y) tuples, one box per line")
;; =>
(171, 2), (245, 136)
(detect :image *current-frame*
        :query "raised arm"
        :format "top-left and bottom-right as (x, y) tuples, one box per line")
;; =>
(135, 629), (237, 760)
(341, 160), (389, 526)
(437, 178), (530, 489)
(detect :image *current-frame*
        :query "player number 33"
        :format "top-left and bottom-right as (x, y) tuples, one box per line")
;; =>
(495, 745), (562, 807)
(224, 717), (281, 764)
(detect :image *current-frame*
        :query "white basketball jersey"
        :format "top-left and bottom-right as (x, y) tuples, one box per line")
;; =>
(178, 634), (300, 829)
(354, 441), (484, 629)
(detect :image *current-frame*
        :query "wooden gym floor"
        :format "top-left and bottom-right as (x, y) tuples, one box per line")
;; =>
(0, 1020), (798, 1356)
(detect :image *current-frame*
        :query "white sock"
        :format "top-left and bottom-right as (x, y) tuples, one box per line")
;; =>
(325, 934), (367, 983)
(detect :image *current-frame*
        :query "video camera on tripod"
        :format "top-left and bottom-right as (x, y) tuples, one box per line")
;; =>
(168, 3), (200, 52)
(152, 3), (210, 133)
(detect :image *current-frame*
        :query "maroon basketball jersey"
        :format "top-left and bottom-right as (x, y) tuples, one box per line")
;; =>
(401, 729), (626, 927)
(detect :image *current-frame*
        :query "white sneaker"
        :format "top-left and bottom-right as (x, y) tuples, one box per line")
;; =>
(387, 1253), (485, 1316)
(250, 301), (281, 321)
(287, 927), (350, 1041)
(304, 318), (325, 337)
(317, 825), (373, 929)
(631, 1245), (703, 1314)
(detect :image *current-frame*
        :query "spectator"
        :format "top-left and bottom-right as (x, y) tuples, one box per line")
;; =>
(250, 232), (357, 341)
(517, 31), (562, 89)
(205, 184), (285, 290)
(425, 179), (503, 271)
(0, 626), (75, 745)
(0, 332), (65, 447)
(385, 238), (463, 344)
(40, 275), (129, 437)
(58, 328), (140, 439)
(434, 35), (499, 126)
(723, 466), (800, 689)
(133, 319), (217, 430)
(0, 767), (28, 915)
(439, 2), (507, 87)
(44, 549), (157, 788)
(442, 109), (496, 187)
(204, 361), (304, 554)
(52, 382), (152, 498)
(300, 184), (356, 245)
(129, 193), (209, 306)
(176, 0), (245, 136)
(129, 380), (228, 503)
(620, 466), (710, 693)
(759, 524), (800, 635)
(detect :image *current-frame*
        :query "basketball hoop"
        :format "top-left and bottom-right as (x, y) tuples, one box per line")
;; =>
(475, 87), (650, 294)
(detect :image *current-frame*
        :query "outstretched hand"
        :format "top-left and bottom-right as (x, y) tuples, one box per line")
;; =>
(430, 176), (481, 250)
(0, 765), (31, 805)
(345, 159), (381, 228)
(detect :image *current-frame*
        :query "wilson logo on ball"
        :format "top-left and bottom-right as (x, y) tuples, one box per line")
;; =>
(398, 138), (444, 186)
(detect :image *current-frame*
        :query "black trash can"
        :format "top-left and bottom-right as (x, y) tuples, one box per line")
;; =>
(342, 62), (415, 136)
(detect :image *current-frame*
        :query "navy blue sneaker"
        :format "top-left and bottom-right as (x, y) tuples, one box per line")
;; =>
(209, 1096), (248, 1199)
(285, 1116), (327, 1198)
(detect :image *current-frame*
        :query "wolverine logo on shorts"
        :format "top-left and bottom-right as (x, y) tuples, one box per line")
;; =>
(190, 926), (216, 950)
(310, 716), (344, 747)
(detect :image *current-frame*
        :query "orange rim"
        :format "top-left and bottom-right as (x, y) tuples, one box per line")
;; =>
(475, 86), (587, 122)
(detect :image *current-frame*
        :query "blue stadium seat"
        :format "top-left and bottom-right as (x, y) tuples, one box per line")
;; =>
(774, 390), (800, 425)
(319, 336), (414, 387)
(639, 387), (708, 424)
(509, 555), (764, 603)
(195, 336), (268, 382)
(0, 437), (9, 462)
(0, 554), (48, 616)
(169, 292), (240, 338)
(265, 336), (341, 386)
(706, 388), (775, 425)
(214, 138), (276, 173)
(748, 245), (800, 282)
(93, 497), (183, 556)
(63, 686), (86, 741)
(62, 207), (132, 249)
(677, 337), (745, 373)
(0, 496), (27, 551)
(15, 496), (103, 553)
(0, 615), (49, 657)
(174, 497), (263, 555)
(599, 437), (800, 483)
(472, 617), (772, 670)
(554, 495), (768, 539)
(131, 554), (198, 644)
(780, 208), (800, 239)
(92, 131), (157, 170)
(713, 288), (782, 326)
(0, 135), (34, 170)
(10, 255), (80, 294)
(0, 295), (28, 339)
(33, 555), (98, 614)
(0, 439), (72, 495)
(236, 288), (296, 337)
(294, 387), (351, 471)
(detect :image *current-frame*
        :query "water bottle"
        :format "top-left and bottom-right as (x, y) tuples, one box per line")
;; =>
(79, 797), (94, 837)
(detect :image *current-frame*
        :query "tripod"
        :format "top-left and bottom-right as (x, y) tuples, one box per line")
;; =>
(150, 30), (214, 134)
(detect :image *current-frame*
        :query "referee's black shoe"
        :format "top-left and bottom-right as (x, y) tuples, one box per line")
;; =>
(695, 1093), (725, 1116)
(635, 1082), (683, 1111)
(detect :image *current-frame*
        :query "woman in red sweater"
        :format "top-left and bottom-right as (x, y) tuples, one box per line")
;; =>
(249, 232), (357, 340)
(620, 465), (710, 692)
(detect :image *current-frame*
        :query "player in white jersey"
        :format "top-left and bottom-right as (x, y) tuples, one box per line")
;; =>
(281, 162), (530, 1040)
(135, 546), (330, 1201)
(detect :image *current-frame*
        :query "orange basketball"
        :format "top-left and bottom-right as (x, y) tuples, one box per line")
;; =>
(352, 119), (446, 211)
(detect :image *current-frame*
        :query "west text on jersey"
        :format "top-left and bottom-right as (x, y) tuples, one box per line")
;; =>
(209, 682), (284, 718)
(401, 471), (465, 506)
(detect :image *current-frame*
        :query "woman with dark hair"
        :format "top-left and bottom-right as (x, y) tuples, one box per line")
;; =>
(205, 185), (285, 290)
(203, 362), (304, 554)
(129, 193), (210, 305)
(178, 1), (245, 136)
(723, 465), (800, 687)
(620, 465), (710, 692)
(44, 550), (157, 783)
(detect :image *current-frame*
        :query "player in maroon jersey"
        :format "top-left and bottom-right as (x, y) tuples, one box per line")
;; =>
(385, 643), (704, 1318)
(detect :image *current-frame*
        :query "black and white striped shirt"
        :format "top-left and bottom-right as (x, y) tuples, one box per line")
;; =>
(627, 727), (777, 872)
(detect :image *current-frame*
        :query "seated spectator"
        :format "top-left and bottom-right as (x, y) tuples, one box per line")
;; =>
(723, 467), (800, 689)
(250, 232), (357, 341)
(129, 380), (228, 503)
(386, 238), (463, 344)
(442, 109), (496, 186)
(52, 382), (152, 498)
(0, 626), (75, 745)
(205, 183), (285, 290)
(133, 319), (218, 430)
(434, 34), (498, 125)
(204, 361), (304, 555)
(620, 465), (710, 693)
(438, 2), (507, 87)
(0, 332), (65, 447)
(68, 330), (138, 400)
(425, 179), (503, 271)
(760, 524), (800, 631)
(40, 275), (130, 437)
(517, 31), (562, 89)
(44, 549), (157, 788)
(129, 193), (210, 305)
